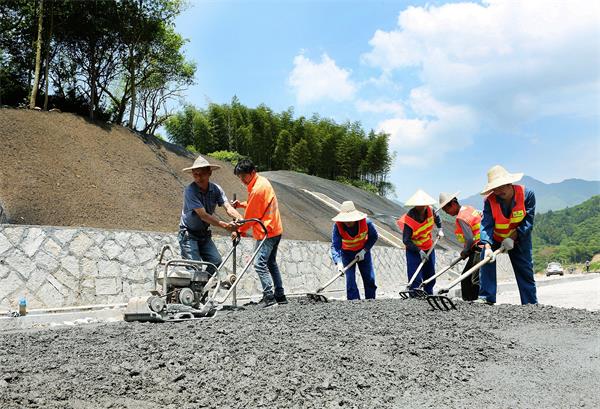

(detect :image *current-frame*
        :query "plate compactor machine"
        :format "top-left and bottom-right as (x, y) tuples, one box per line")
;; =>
(124, 218), (267, 322)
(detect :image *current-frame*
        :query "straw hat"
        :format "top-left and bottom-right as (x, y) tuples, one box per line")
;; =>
(438, 191), (460, 209)
(332, 201), (367, 222)
(480, 165), (523, 195)
(405, 189), (436, 207)
(182, 155), (221, 172)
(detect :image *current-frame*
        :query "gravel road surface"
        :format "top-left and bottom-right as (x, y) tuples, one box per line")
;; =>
(1, 298), (598, 408)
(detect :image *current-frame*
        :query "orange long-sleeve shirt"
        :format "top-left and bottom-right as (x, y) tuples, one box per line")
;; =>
(237, 173), (283, 240)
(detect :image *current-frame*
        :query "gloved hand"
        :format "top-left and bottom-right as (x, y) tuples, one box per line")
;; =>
(501, 237), (515, 251)
(337, 263), (344, 274)
(484, 247), (496, 263)
(437, 229), (445, 239)
(460, 248), (470, 259)
(356, 249), (366, 261)
(419, 250), (428, 263)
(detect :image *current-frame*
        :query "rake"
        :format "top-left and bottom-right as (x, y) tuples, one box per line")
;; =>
(398, 237), (440, 299)
(306, 256), (360, 302)
(426, 239), (514, 311)
(411, 254), (465, 299)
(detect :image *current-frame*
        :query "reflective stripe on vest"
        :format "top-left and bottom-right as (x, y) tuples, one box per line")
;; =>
(454, 205), (482, 244)
(487, 184), (526, 242)
(397, 207), (434, 251)
(336, 218), (368, 251)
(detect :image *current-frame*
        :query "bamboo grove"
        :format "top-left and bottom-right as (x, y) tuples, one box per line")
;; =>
(165, 99), (395, 197)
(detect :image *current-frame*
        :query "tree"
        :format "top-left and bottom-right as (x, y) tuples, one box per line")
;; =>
(134, 27), (195, 134)
(163, 98), (396, 197)
(29, 0), (43, 108)
(164, 104), (196, 148)
(273, 129), (292, 170)
(289, 139), (311, 173)
(1, 0), (37, 105)
(42, 0), (53, 110)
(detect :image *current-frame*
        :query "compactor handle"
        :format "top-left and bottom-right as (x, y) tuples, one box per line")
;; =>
(236, 218), (268, 236)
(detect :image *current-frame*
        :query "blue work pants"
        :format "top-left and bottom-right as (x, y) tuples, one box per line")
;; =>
(478, 236), (537, 304)
(253, 235), (285, 298)
(178, 229), (222, 274)
(406, 249), (436, 295)
(341, 251), (377, 300)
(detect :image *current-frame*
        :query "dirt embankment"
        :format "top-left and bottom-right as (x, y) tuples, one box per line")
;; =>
(0, 299), (598, 408)
(0, 109), (359, 241)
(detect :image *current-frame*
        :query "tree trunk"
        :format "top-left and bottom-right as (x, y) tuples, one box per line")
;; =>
(128, 47), (136, 129)
(29, 0), (44, 109)
(116, 98), (128, 124)
(89, 50), (96, 120)
(43, 1), (53, 110)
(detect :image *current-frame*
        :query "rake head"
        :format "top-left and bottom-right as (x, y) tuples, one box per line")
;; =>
(398, 288), (414, 299)
(411, 288), (429, 299)
(398, 287), (425, 299)
(426, 295), (457, 311)
(306, 293), (329, 303)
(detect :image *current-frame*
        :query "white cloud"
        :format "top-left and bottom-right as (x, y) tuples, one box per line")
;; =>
(288, 53), (356, 104)
(362, 0), (600, 126)
(357, 0), (600, 170)
(376, 87), (478, 167)
(355, 99), (405, 116)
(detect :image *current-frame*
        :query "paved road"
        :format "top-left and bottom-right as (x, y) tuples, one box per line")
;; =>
(497, 274), (600, 311)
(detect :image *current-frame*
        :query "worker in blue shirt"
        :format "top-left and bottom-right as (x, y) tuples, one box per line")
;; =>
(477, 165), (537, 305)
(179, 155), (242, 274)
(330, 201), (379, 300)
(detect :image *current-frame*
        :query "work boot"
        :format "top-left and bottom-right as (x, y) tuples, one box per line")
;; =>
(258, 295), (277, 308)
(275, 294), (288, 305)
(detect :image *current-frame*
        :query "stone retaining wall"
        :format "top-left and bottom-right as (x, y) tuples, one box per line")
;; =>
(0, 224), (515, 310)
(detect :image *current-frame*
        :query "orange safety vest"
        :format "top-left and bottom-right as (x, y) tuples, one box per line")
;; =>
(240, 174), (283, 240)
(455, 205), (482, 245)
(487, 184), (526, 243)
(396, 206), (435, 251)
(336, 219), (368, 251)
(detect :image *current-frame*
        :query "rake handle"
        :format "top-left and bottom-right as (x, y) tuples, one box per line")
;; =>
(316, 256), (360, 293)
(437, 246), (507, 294)
(406, 237), (440, 287)
(420, 254), (464, 287)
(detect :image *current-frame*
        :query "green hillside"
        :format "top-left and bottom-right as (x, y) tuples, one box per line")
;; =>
(533, 195), (600, 272)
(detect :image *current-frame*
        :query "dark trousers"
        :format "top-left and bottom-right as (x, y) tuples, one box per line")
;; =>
(460, 248), (481, 301)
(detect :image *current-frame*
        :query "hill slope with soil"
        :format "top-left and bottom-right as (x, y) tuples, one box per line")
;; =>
(1, 108), (449, 247)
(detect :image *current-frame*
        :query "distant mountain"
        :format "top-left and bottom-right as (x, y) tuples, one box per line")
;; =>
(461, 176), (600, 213)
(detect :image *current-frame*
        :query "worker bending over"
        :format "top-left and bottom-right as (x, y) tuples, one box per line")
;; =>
(397, 190), (443, 295)
(439, 191), (482, 301)
(330, 201), (379, 300)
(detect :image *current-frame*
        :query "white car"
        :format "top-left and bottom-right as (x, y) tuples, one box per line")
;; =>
(546, 262), (564, 276)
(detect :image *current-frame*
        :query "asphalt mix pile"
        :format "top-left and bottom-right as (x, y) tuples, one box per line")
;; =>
(1, 299), (598, 408)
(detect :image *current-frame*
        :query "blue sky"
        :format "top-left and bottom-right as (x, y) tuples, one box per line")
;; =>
(174, 0), (600, 201)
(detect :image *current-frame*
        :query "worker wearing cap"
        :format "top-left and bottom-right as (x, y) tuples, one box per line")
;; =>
(330, 201), (379, 300)
(397, 189), (443, 295)
(231, 159), (287, 308)
(439, 191), (482, 301)
(478, 165), (537, 305)
(179, 155), (242, 274)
